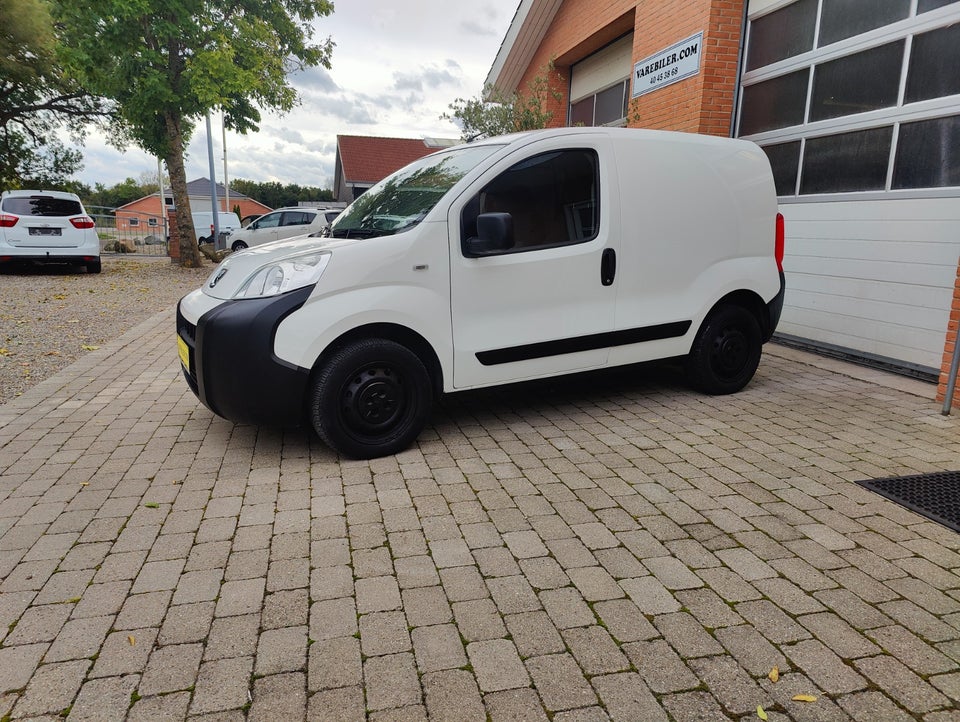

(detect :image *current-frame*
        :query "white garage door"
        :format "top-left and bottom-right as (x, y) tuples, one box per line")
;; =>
(739, 0), (960, 375)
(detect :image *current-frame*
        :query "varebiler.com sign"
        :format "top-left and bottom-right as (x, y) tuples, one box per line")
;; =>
(632, 32), (703, 98)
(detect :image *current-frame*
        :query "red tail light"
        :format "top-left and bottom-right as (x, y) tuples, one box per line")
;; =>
(70, 216), (95, 229)
(0, 214), (18, 228)
(775, 212), (785, 273)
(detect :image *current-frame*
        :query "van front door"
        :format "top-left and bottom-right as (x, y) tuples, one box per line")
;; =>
(449, 139), (620, 389)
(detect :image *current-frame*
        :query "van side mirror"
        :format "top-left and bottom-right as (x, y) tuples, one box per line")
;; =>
(465, 212), (514, 257)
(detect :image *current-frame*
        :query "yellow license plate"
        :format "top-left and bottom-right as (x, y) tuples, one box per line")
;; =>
(177, 335), (190, 369)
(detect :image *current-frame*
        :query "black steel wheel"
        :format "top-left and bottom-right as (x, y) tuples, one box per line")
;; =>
(685, 304), (762, 394)
(310, 338), (432, 458)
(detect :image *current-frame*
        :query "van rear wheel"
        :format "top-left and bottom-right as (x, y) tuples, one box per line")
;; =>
(310, 338), (432, 459)
(685, 304), (761, 394)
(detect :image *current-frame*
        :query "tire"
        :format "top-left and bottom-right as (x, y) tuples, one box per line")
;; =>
(198, 236), (209, 245)
(86, 259), (101, 274)
(310, 339), (433, 459)
(685, 304), (762, 395)
(231, 240), (248, 251)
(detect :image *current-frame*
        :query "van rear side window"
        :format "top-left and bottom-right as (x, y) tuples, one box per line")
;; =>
(463, 149), (599, 253)
(2, 196), (83, 217)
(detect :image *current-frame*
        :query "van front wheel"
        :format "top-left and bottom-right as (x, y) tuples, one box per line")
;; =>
(310, 339), (432, 459)
(685, 304), (762, 395)
(231, 240), (248, 252)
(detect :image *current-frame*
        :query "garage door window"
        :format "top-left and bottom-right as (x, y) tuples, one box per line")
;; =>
(893, 115), (960, 189)
(809, 42), (903, 122)
(739, 0), (960, 198)
(818, 0), (909, 47)
(745, 0), (816, 70)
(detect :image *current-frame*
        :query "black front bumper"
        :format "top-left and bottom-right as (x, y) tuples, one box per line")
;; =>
(177, 286), (312, 427)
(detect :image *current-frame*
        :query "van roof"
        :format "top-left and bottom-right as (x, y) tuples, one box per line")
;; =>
(461, 126), (752, 151)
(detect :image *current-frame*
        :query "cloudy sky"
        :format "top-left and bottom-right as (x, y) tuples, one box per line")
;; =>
(73, 0), (520, 189)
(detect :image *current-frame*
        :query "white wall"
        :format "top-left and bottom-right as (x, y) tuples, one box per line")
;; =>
(778, 198), (960, 371)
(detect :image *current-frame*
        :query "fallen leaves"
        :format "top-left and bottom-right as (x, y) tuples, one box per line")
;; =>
(765, 666), (819, 710)
(81, 345), (99, 351)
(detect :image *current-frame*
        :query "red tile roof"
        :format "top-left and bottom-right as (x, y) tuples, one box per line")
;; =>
(337, 135), (452, 184)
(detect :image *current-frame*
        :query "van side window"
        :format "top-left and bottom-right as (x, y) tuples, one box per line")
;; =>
(461, 149), (599, 255)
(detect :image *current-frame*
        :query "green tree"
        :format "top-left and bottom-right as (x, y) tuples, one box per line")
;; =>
(56, 0), (334, 267)
(231, 178), (333, 208)
(0, 0), (108, 189)
(443, 64), (563, 141)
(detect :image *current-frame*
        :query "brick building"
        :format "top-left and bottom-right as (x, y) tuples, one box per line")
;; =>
(488, 0), (960, 404)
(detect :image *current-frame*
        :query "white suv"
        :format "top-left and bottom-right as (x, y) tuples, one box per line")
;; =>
(0, 190), (100, 273)
(227, 207), (340, 251)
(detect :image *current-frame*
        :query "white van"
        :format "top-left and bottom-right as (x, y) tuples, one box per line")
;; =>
(178, 128), (785, 458)
(192, 210), (241, 244)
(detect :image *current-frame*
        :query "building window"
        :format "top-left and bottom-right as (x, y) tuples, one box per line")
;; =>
(147, 217), (158, 227)
(568, 35), (632, 128)
(570, 80), (629, 127)
(128, 217), (139, 227)
(739, 0), (960, 198)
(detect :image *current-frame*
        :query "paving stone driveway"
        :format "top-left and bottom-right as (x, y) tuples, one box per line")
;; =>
(1, 309), (959, 721)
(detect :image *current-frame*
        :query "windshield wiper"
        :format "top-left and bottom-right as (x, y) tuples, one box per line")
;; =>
(330, 228), (383, 239)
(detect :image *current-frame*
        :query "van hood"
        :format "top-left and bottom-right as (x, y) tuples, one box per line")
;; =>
(201, 234), (347, 300)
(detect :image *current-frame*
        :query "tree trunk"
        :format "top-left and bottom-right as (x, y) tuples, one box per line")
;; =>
(163, 111), (202, 268)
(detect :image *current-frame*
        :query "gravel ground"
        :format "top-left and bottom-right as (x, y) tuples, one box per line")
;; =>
(0, 256), (210, 405)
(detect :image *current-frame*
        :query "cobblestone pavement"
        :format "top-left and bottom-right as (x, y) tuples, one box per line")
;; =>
(1, 309), (959, 721)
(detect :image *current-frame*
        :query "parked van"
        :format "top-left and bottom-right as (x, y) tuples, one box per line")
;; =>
(192, 210), (241, 244)
(177, 128), (785, 458)
(0, 190), (100, 273)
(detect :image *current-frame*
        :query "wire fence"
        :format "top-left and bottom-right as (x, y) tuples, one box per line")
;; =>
(88, 207), (169, 257)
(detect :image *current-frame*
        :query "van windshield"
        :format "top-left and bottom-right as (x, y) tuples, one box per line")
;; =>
(331, 144), (502, 238)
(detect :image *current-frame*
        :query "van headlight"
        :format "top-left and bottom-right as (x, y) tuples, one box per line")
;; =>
(234, 252), (331, 299)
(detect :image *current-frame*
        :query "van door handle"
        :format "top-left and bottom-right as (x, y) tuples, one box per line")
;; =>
(601, 248), (616, 286)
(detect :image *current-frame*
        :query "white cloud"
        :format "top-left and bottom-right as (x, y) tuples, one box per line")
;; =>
(70, 0), (519, 190)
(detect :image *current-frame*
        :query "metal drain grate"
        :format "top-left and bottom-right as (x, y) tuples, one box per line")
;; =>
(857, 471), (960, 533)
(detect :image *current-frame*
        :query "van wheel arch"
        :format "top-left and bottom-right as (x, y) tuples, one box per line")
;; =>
(311, 323), (444, 399)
